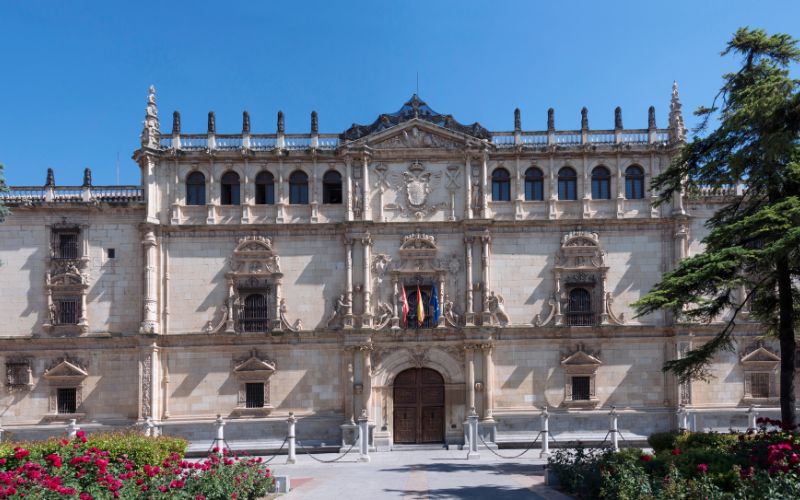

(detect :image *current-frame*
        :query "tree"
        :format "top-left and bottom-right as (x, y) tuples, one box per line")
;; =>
(0, 163), (8, 223)
(634, 28), (800, 426)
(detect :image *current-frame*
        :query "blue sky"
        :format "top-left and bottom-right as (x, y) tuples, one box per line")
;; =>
(1, 0), (798, 186)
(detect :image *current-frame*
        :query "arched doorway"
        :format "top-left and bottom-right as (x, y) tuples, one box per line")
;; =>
(393, 368), (444, 444)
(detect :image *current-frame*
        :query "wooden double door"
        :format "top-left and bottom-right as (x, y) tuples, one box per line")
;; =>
(393, 368), (444, 444)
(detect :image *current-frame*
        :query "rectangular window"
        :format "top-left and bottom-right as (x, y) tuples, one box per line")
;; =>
(6, 362), (30, 387)
(57, 388), (77, 414)
(750, 373), (770, 398)
(255, 183), (275, 205)
(245, 383), (265, 408)
(56, 298), (80, 325)
(571, 376), (591, 401)
(55, 233), (79, 259)
(107, 248), (116, 259)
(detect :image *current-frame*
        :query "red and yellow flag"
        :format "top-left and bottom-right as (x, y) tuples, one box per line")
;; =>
(400, 284), (409, 327)
(416, 285), (425, 326)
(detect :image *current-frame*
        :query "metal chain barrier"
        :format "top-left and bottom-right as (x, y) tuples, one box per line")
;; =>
(296, 436), (360, 463)
(262, 436), (289, 463)
(478, 432), (543, 459)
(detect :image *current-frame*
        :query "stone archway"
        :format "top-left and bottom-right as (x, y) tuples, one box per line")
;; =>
(393, 368), (445, 443)
(370, 346), (466, 448)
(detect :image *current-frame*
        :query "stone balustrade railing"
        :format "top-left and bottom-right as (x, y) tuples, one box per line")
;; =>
(0, 186), (143, 204)
(492, 128), (672, 148)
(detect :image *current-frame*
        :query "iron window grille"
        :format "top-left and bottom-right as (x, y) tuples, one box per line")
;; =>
(591, 167), (611, 200)
(571, 376), (591, 401)
(55, 298), (81, 325)
(54, 233), (79, 260)
(221, 171), (241, 205)
(6, 362), (31, 388)
(625, 166), (645, 199)
(245, 383), (265, 408)
(57, 387), (77, 414)
(750, 372), (770, 398)
(289, 171), (309, 204)
(566, 288), (594, 326)
(239, 293), (270, 332)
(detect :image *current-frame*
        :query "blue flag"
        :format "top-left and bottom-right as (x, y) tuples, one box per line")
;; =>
(430, 285), (440, 323)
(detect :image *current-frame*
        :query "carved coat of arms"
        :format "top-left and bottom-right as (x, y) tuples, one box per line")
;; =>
(386, 161), (445, 218)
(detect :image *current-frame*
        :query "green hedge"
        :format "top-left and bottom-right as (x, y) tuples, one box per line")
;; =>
(0, 431), (187, 467)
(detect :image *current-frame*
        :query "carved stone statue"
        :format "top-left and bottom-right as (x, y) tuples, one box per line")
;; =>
(375, 302), (393, 329)
(487, 291), (510, 326)
(443, 294), (459, 327)
(471, 179), (483, 215)
(352, 182), (363, 217)
(326, 294), (350, 328)
(48, 302), (57, 324)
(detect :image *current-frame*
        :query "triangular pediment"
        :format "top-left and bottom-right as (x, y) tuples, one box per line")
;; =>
(44, 359), (88, 380)
(349, 120), (484, 150)
(561, 350), (602, 366)
(741, 346), (780, 363)
(234, 356), (276, 374)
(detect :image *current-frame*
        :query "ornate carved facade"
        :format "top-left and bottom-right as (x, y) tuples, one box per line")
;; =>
(0, 86), (784, 446)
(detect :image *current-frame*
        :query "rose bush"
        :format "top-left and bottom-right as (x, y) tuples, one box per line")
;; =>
(0, 432), (274, 499)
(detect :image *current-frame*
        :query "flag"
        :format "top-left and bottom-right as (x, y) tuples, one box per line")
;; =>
(416, 285), (425, 326)
(430, 285), (440, 324)
(400, 284), (409, 327)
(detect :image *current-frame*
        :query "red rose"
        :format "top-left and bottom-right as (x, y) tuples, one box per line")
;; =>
(671, 448), (681, 455)
(640, 454), (653, 462)
(697, 463), (708, 474)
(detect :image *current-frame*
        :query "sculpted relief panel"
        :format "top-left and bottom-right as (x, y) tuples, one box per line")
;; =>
(379, 161), (457, 221)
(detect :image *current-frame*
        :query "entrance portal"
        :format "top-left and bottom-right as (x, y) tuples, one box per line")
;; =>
(393, 368), (444, 444)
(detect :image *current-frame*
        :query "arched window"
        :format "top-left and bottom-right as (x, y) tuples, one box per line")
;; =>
(221, 171), (240, 205)
(289, 171), (309, 205)
(591, 166), (611, 200)
(625, 166), (645, 199)
(255, 171), (274, 205)
(322, 170), (343, 204)
(491, 168), (511, 201)
(524, 167), (544, 201)
(558, 167), (577, 200)
(186, 171), (206, 206)
(240, 293), (269, 332)
(567, 288), (593, 326)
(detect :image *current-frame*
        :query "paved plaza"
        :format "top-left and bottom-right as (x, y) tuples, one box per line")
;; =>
(268, 448), (570, 499)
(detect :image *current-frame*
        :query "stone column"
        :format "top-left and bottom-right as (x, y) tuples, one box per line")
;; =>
(547, 155), (557, 219)
(362, 345), (373, 421)
(140, 226), (160, 334)
(481, 151), (489, 215)
(275, 159), (286, 223)
(465, 154), (473, 219)
(464, 237), (474, 326)
(344, 351), (354, 424)
(465, 346), (476, 411)
(353, 349), (363, 416)
(390, 276), (400, 329)
(345, 157), (353, 221)
(344, 237), (354, 329)
(362, 156), (371, 221)
(361, 234), (372, 328)
(480, 232), (492, 324)
(615, 153), (624, 218)
(482, 344), (495, 422)
(272, 277), (283, 331)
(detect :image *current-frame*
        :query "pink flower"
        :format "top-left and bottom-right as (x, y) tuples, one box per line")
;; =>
(13, 448), (30, 460)
(76, 430), (86, 439)
(671, 448), (681, 456)
(697, 463), (708, 474)
(639, 454), (653, 462)
(45, 454), (63, 468)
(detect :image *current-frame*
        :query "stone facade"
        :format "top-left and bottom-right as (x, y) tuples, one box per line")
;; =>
(0, 85), (787, 447)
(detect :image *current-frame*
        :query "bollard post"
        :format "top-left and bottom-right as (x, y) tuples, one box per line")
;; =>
(746, 405), (757, 430)
(467, 407), (480, 459)
(213, 414), (226, 455)
(145, 417), (155, 437)
(0, 418), (4, 443)
(677, 405), (688, 432)
(358, 409), (370, 463)
(540, 407), (550, 458)
(286, 412), (297, 464)
(67, 419), (78, 439)
(609, 406), (619, 452)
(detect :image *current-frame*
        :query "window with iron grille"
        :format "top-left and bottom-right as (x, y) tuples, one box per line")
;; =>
(55, 233), (79, 259)
(404, 286), (436, 329)
(240, 293), (270, 332)
(571, 376), (591, 401)
(55, 298), (80, 325)
(567, 288), (594, 326)
(245, 383), (265, 408)
(6, 362), (31, 387)
(750, 372), (770, 398)
(57, 387), (77, 414)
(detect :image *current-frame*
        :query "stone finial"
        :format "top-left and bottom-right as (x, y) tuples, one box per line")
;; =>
(82, 168), (92, 187)
(614, 106), (623, 129)
(547, 108), (555, 131)
(207, 112), (216, 134)
(581, 107), (589, 130)
(45, 168), (55, 187)
(669, 81), (686, 141)
(514, 108), (521, 132)
(277, 111), (285, 134)
(242, 111), (251, 133)
(172, 111), (181, 135)
(311, 111), (318, 134)
(140, 85), (160, 148)
(648, 106), (656, 129)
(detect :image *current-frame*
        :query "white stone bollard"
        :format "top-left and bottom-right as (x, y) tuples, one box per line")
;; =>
(213, 414), (226, 455)
(145, 417), (155, 437)
(358, 410), (370, 463)
(467, 407), (480, 459)
(540, 407), (550, 458)
(609, 406), (619, 452)
(286, 412), (297, 464)
(67, 419), (79, 439)
(746, 405), (758, 430)
(677, 405), (689, 432)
